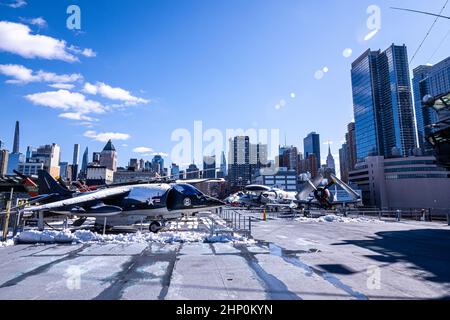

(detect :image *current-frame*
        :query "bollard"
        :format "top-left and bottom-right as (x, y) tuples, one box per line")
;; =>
(396, 210), (401, 222)
(13, 210), (22, 237)
(447, 214), (450, 226)
(2, 200), (11, 241)
(263, 208), (267, 222)
(210, 217), (215, 236)
(38, 211), (44, 231)
(103, 217), (107, 235)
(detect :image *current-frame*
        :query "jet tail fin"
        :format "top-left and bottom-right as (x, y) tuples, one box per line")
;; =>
(13, 170), (39, 197)
(38, 170), (73, 197)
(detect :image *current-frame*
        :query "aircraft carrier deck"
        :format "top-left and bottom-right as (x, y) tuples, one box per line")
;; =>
(0, 211), (449, 300)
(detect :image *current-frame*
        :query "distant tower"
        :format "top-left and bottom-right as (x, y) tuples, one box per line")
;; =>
(220, 151), (227, 176)
(72, 144), (80, 165)
(72, 144), (80, 181)
(26, 146), (33, 162)
(151, 155), (164, 175)
(80, 147), (89, 178)
(326, 145), (335, 171)
(303, 132), (321, 169)
(13, 121), (20, 153)
(99, 140), (118, 172)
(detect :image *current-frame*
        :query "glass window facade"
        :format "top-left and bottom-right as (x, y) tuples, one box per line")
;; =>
(351, 50), (381, 162)
(412, 57), (450, 154)
(352, 45), (418, 162)
(303, 132), (321, 168)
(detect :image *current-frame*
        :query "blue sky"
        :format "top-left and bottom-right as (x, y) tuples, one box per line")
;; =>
(0, 0), (449, 170)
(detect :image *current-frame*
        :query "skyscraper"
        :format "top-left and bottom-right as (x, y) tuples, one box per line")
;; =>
(303, 132), (321, 169)
(7, 153), (24, 175)
(346, 123), (357, 171)
(203, 155), (216, 179)
(339, 143), (349, 182)
(326, 145), (335, 171)
(412, 56), (450, 154)
(228, 136), (251, 187)
(6, 121), (24, 175)
(72, 144), (80, 165)
(13, 121), (19, 154)
(151, 155), (164, 175)
(129, 158), (139, 171)
(72, 144), (80, 181)
(80, 147), (89, 179)
(186, 163), (200, 179)
(278, 146), (299, 172)
(304, 154), (318, 178)
(93, 152), (101, 163)
(0, 150), (8, 176)
(100, 140), (118, 172)
(351, 44), (417, 161)
(26, 146), (33, 162)
(217, 151), (227, 178)
(250, 143), (268, 170)
(30, 144), (61, 178)
(171, 163), (180, 179)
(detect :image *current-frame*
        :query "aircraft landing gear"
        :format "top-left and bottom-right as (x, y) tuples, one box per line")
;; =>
(149, 221), (161, 233)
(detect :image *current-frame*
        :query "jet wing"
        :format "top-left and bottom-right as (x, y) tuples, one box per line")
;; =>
(23, 186), (132, 212)
(176, 178), (225, 184)
(329, 174), (360, 200)
(296, 176), (323, 201)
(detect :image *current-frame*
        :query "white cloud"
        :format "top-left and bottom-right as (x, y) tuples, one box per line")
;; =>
(83, 82), (98, 95)
(2, 0), (27, 8)
(0, 21), (94, 62)
(133, 147), (154, 153)
(152, 152), (169, 157)
(67, 45), (97, 58)
(26, 90), (106, 115)
(20, 17), (47, 28)
(0, 64), (83, 84)
(48, 83), (75, 90)
(82, 48), (96, 58)
(84, 131), (130, 142)
(83, 82), (149, 105)
(58, 113), (97, 122)
(0, 64), (32, 83)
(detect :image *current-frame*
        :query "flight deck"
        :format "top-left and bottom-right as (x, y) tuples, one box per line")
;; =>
(0, 211), (449, 300)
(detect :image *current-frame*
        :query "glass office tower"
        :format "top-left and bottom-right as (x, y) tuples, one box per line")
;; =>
(413, 57), (450, 154)
(351, 44), (417, 162)
(303, 132), (321, 169)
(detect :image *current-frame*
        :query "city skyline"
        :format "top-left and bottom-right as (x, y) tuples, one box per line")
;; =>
(1, 1), (450, 171)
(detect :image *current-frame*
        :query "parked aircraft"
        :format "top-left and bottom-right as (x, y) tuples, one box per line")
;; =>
(23, 181), (225, 233)
(231, 174), (361, 211)
(18, 169), (225, 232)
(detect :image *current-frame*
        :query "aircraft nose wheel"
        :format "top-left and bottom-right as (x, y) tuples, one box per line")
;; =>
(149, 221), (161, 233)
